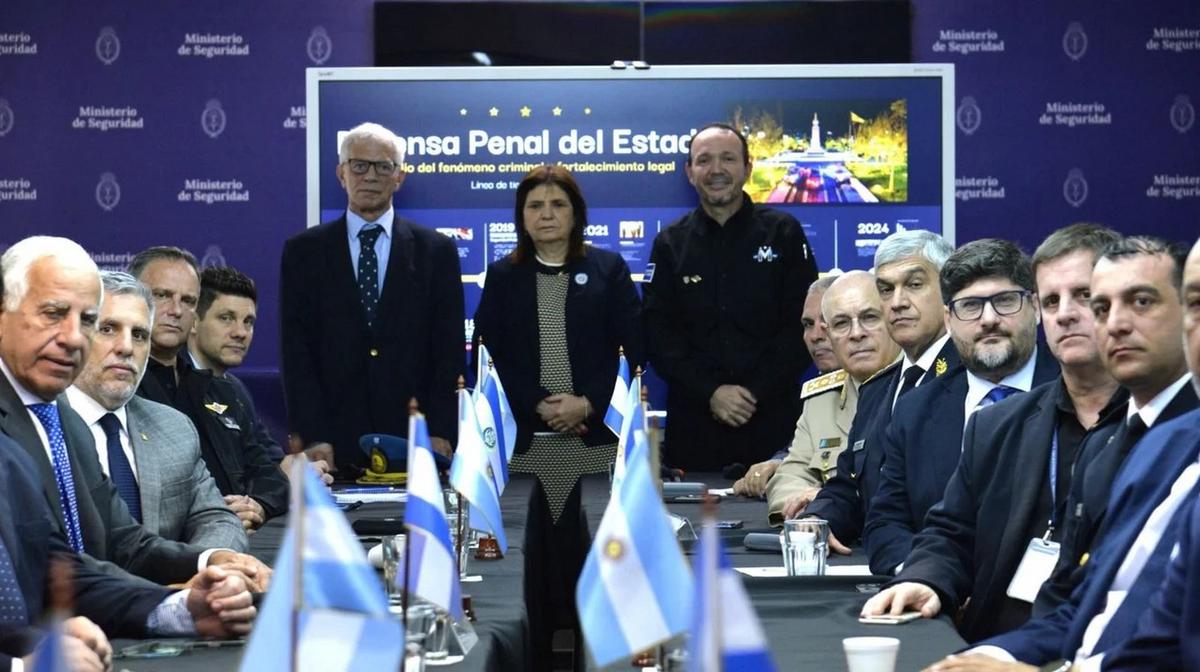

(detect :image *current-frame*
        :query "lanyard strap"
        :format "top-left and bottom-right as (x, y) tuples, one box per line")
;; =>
(1044, 425), (1060, 539)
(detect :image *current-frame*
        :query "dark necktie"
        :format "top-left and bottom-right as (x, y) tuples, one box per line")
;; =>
(1119, 414), (1149, 457)
(897, 365), (925, 402)
(27, 403), (84, 552)
(100, 413), (141, 523)
(982, 385), (1020, 407)
(357, 224), (384, 326)
(0, 534), (27, 628)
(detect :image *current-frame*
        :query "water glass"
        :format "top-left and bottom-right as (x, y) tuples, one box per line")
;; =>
(781, 518), (829, 576)
(381, 534), (407, 604)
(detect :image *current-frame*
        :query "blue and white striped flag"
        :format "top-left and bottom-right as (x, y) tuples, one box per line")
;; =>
(612, 375), (645, 488)
(451, 387), (508, 554)
(577, 428), (691, 668)
(240, 464), (402, 672)
(603, 350), (631, 435)
(404, 411), (464, 619)
(477, 343), (517, 466)
(688, 518), (776, 672)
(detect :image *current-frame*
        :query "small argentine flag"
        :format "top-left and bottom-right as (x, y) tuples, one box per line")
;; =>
(603, 349), (631, 436)
(576, 428), (691, 668)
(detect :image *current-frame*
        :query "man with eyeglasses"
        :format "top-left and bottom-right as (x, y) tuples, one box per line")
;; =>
(280, 122), (463, 471)
(864, 238), (1059, 576)
(862, 224), (1127, 643)
(764, 271), (900, 524)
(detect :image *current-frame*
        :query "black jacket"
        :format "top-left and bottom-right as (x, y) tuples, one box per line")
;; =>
(279, 213), (464, 469)
(473, 248), (643, 452)
(139, 356), (289, 518)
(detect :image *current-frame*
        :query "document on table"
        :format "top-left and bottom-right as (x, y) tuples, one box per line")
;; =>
(708, 487), (736, 496)
(734, 565), (874, 578)
(333, 489), (408, 504)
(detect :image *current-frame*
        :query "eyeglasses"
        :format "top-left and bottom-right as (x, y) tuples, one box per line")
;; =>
(344, 158), (399, 176)
(827, 311), (884, 337)
(948, 289), (1031, 321)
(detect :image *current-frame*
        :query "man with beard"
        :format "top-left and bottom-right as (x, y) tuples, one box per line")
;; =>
(733, 274), (840, 497)
(64, 272), (249, 555)
(862, 224), (1126, 642)
(864, 238), (1059, 576)
(643, 123), (819, 471)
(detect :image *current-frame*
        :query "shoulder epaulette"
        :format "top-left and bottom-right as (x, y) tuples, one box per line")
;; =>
(801, 369), (848, 400)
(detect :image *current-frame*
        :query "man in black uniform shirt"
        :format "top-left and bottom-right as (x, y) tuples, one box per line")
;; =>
(643, 123), (819, 471)
(130, 247), (288, 530)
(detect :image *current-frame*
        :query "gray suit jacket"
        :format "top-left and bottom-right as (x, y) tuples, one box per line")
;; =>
(0, 371), (206, 585)
(109, 395), (247, 551)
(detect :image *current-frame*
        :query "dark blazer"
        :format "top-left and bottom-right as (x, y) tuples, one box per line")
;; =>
(0, 437), (169, 664)
(892, 379), (1126, 642)
(472, 248), (643, 452)
(1035, 382), (1199, 616)
(864, 347), (1060, 575)
(981, 408), (1200, 664)
(804, 337), (961, 544)
(139, 360), (289, 518)
(0, 372), (204, 585)
(1103, 493), (1200, 671)
(280, 213), (464, 469)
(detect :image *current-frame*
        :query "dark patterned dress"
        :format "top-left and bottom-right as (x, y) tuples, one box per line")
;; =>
(509, 264), (616, 522)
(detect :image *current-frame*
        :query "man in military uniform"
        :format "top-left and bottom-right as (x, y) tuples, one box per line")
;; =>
(643, 123), (820, 471)
(765, 271), (900, 524)
(732, 274), (838, 496)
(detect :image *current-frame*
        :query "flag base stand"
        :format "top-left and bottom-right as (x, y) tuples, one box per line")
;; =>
(474, 536), (503, 560)
(447, 614), (478, 656)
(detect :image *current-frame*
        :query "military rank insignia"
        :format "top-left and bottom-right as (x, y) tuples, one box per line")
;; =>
(935, 357), (948, 376)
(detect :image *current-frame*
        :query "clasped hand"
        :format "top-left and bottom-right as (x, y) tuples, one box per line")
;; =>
(537, 393), (591, 434)
(710, 385), (757, 427)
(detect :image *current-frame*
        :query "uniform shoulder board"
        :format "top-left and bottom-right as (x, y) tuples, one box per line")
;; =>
(860, 355), (903, 388)
(801, 369), (848, 400)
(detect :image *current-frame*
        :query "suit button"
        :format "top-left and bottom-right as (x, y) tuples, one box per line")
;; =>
(369, 348), (379, 357)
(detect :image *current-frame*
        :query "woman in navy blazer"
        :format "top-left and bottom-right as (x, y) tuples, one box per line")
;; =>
(473, 165), (644, 460)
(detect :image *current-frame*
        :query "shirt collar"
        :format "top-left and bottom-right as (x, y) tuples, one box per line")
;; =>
(964, 345), (1040, 410)
(902, 332), (951, 377)
(0, 357), (56, 406)
(64, 385), (128, 432)
(347, 208), (394, 240)
(186, 348), (224, 378)
(1128, 372), (1194, 427)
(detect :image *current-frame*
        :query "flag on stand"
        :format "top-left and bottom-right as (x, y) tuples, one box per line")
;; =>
(30, 621), (66, 672)
(404, 410), (464, 619)
(611, 374), (645, 488)
(450, 386), (508, 553)
(576, 429), (691, 668)
(477, 343), (517, 467)
(687, 517), (776, 672)
(603, 349), (631, 435)
(240, 463), (401, 672)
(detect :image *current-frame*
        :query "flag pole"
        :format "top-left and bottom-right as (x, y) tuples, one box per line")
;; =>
(455, 376), (467, 578)
(403, 397), (419, 634)
(288, 452), (308, 672)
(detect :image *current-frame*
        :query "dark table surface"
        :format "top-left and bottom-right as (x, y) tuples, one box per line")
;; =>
(578, 473), (968, 671)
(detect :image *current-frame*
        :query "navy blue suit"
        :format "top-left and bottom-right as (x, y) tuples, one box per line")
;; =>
(891, 379), (1126, 642)
(1103, 492), (1200, 671)
(864, 347), (1059, 575)
(1036, 383), (1199, 615)
(981, 408), (1200, 664)
(0, 434), (170, 665)
(804, 337), (961, 544)
(472, 248), (644, 453)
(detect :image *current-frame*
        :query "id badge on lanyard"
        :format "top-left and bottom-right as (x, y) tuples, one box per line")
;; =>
(1006, 426), (1063, 603)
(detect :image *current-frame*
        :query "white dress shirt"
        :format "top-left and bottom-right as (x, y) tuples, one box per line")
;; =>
(962, 345), (1039, 428)
(0, 358), (57, 463)
(892, 332), (951, 410)
(64, 386), (139, 480)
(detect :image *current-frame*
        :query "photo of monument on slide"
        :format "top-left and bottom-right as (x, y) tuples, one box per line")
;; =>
(731, 98), (909, 204)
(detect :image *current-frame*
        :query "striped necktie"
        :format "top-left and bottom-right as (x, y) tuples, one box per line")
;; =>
(27, 403), (85, 552)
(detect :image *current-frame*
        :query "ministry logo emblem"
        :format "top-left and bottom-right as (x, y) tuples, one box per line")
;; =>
(96, 172), (121, 211)
(1063, 168), (1088, 208)
(1063, 22), (1088, 61)
(956, 96), (982, 135)
(201, 245), (227, 269)
(201, 99), (226, 139)
(95, 26), (120, 65)
(307, 26), (332, 65)
(0, 99), (13, 137)
(1170, 95), (1195, 134)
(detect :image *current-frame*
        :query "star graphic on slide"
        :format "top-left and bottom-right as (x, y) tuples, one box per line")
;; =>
(489, 107), (499, 117)
(459, 108), (468, 116)
(519, 106), (532, 118)
(552, 106), (563, 116)
(584, 107), (592, 115)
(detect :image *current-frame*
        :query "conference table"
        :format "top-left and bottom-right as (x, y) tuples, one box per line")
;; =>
(114, 473), (966, 671)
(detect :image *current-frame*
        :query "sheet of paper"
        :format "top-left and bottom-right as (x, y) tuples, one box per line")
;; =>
(734, 564), (874, 577)
(708, 487), (735, 496)
(333, 492), (407, 504)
